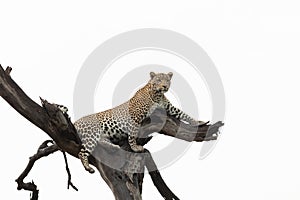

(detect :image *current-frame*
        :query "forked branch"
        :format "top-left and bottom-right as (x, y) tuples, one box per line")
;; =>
(0, 65), (223, 200)
(15, 141), (60, 200)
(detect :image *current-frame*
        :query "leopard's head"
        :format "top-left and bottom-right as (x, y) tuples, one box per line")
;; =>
(148, 72), (173, 93)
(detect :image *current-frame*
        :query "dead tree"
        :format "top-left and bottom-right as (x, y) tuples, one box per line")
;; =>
(0, 65), (224, 200)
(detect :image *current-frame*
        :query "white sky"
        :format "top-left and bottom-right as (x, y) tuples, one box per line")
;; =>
(0, 1), (300, 200)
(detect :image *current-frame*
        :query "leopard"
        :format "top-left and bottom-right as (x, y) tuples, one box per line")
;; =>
(74, 72), (201, 173)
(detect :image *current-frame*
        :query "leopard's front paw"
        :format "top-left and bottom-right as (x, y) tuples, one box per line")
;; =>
(131, 145), (144, 152)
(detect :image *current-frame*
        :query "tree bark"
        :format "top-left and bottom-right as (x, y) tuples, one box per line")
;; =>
(0, 65), (223, 200)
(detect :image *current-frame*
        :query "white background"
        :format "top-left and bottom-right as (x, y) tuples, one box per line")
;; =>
(0, 1), (300, 200)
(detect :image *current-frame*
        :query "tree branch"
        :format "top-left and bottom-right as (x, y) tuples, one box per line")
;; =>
(62, 151), (78, 191)
(0, 65), (224, 200)
(139, 108), (224, 142)
(144, 149), (180, 200)
(15, 141), (60, 200)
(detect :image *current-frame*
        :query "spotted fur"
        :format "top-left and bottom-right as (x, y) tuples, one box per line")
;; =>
(55, 104), (68, 114)
(75, 72), (200, 173)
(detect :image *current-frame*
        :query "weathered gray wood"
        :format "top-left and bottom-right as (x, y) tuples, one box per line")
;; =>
(0, 65), (223, 200)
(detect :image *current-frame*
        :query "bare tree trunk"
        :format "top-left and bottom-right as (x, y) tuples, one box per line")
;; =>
(0, 65), (223, 200)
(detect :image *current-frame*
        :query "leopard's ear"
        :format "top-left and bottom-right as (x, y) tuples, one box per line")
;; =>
(150, 72), (156, 79)
(168, 72), (173, 79)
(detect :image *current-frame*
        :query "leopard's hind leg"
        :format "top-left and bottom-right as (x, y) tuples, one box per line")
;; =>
(78, 147), (95, 173)
(78, 129), (101, 173)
